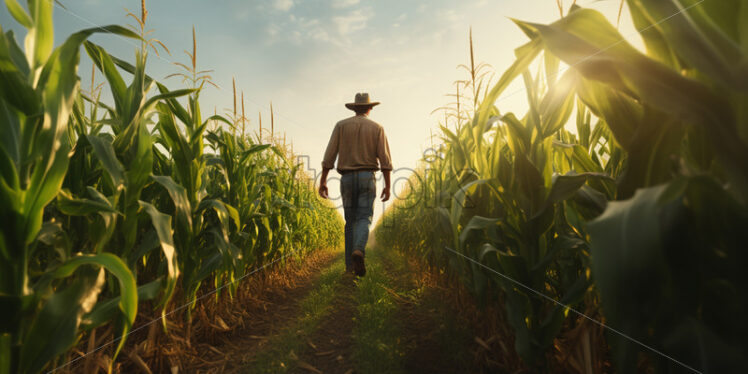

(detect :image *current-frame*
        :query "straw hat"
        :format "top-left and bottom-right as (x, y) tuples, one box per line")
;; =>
(345, 92), (380, 110)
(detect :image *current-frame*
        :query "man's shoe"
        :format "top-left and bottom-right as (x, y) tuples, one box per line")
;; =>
(352, 250), (366, 276)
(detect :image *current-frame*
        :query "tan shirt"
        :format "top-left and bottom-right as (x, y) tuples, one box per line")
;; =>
(322, 114), (393, 173)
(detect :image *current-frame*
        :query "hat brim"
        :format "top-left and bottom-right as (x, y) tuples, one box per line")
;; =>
(345, 102), (380, 110)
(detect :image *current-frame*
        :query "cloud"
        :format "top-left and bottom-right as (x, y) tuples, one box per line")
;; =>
(331, 0), (360, 8)
(261, 3), (372, 47)
(333, 9), (370, 35)
(273, 0), (293, 11)
(266, 23), (281, 36)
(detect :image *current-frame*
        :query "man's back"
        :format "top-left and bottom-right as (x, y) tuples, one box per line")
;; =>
(321, 114), (392, 173)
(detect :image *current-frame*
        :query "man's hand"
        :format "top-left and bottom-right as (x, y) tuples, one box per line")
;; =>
(380, 186), (390, 202)
(319, 183), (329, 199)
(319, 168), (331, 199)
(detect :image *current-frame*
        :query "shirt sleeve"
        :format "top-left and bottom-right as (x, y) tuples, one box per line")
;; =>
(377, 127), (393, 171)
(321, 123), (340, 170)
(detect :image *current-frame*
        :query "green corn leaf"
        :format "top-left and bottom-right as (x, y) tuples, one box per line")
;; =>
(155, 83), (192, 125)
(82, 279), (162, 330)
(514, 152), (544, 214)
(504, 288), (536, 362)
(547, 172), (611, 203)
(538, 69), (577, 137)
(48, 253), (137, 323)
(128, 229), (159, 268)
(543, 51), (560, 87)
(5, 30), (29, 76)
(21, 253), (137, 373)
(223, 202), (241, 230)
(142, 88), (195, 115)
(572, 185), (609, 218)
(588, 185), (667, 372)
(530, 7), (748, 192)
(0, 119), (20, 189)
(0, 28), (40, 115)
(205, 114), (233, 128)
(4, 0), (33, 29)
(21, 25), (138, 245)
(472, 38), (543, 150)
(633, 0), (747, 91)
(627, 0), (680, 66)
(501, 113), (530, 155)
(149, 175), (192, 239)
(86, 133), (125, 187)
(190, 252), (223, 288)
(530, 171), (613, 219)
(85, 42), (127, 119)
(240, 144), (272, 164)
(55, 189), (118, 216)
(84, 41), (156, 85)
(450, 179), (490, 235)
(137, 201), (179, 313)
(18, 269), (106, 374)
(26, 0), (54, 73)
(197, 199), (234, 244)
(458, 216), (499, 250)
(0, 334), (10, 374)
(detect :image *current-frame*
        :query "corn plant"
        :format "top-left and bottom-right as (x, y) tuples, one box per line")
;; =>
(378, 36), (622, 367)
(1, 1), (344, 372)
(521, 2), (748, 372)
(377, 0), (747, 372)
(0, 1), (148, 372)
(143, 28), (241, 335)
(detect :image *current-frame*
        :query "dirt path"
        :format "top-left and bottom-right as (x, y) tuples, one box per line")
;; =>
(292, 275), (358, 374)
(185, 247), (482, 374)
(180, 249), (343, 373)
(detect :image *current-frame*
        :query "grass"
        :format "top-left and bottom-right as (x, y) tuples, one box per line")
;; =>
(385, 249), (473, 368)
(351, 248), (406, 374)
(247, 255), (345, 373)
(374, 248), (474, 371)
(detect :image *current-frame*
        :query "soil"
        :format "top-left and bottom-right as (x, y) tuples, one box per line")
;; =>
(98, 247), (501, 374)
(183, 249), (486, 374)
(291, 274), (358, 374)
(187, 250), (343, 373)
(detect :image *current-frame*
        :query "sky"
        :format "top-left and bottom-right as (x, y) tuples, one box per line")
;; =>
(1, 0), (641, 223)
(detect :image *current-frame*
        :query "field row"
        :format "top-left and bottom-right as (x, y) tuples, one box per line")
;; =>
(0, 2), (343, 373)
(375, 2), (748, 372)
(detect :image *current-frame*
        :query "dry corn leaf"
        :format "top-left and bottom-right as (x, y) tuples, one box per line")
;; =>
(216, 316), (230, 331)
(207, 345), (223, 356)
(475, 336), (491, 351)
(128, 351), (153, 374)
(297, 361), (323, 373)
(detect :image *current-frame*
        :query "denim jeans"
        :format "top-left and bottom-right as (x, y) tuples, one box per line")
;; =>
(340, 171), (376, 270)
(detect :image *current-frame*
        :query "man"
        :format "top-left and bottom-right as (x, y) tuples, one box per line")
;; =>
(319, 93), (393, 276)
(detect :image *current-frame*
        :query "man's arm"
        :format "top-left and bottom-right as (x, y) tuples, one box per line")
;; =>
(380, 169), (391, 202)
(377, 127), (393, 202)
(319, 167), (331, 199)
(319, 124), (340, 199)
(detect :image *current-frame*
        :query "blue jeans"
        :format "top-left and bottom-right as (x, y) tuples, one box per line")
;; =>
(340, 171), (376, 270)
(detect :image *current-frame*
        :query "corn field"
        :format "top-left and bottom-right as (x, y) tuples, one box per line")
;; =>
(0, 1), (343, 373)
(375, 1), (747, 372)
